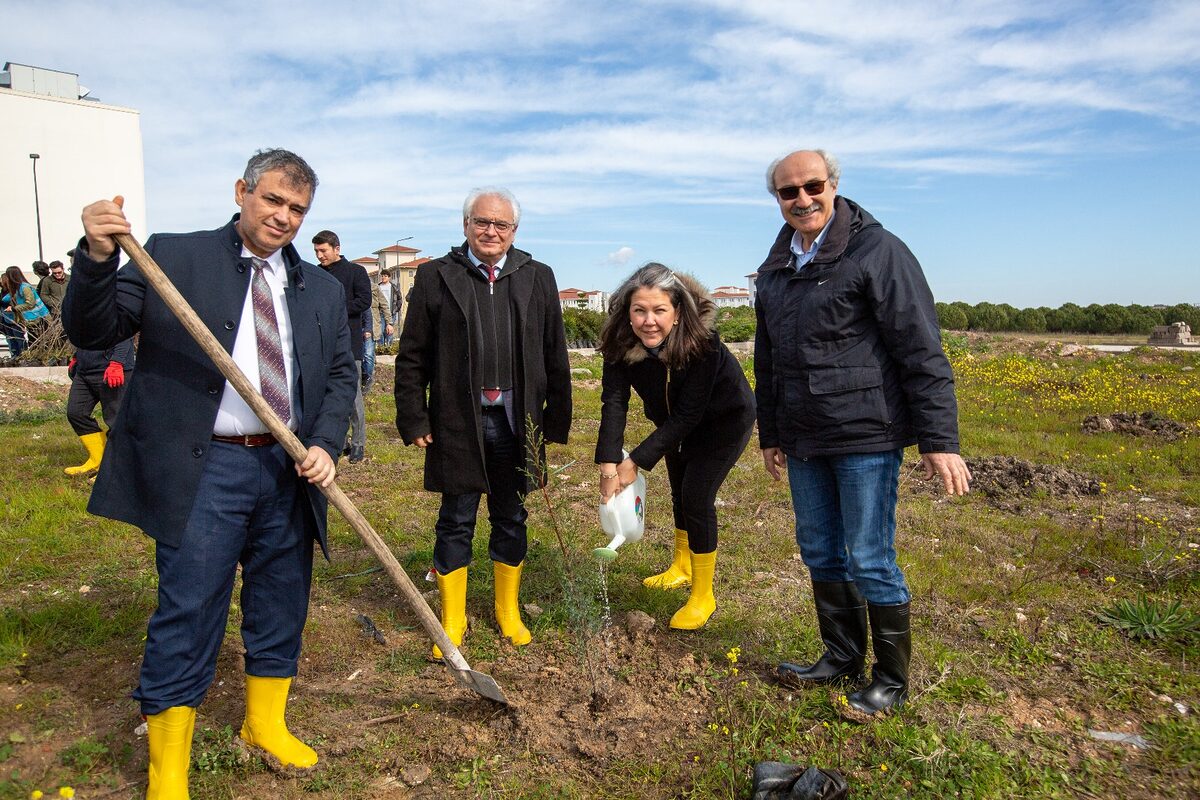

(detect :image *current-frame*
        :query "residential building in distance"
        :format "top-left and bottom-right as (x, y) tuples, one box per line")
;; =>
(2, 63), (146, 267)
(746, 273), (759, 307)
(712, 285), (752, 308)
(559, 288), (609, 313)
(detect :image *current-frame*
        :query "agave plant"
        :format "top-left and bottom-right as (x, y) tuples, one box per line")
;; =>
(1097, 596), (1199, 641)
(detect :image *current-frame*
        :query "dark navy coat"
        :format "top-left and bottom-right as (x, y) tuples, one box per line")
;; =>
(754, 196), (960, 458)
(63, 215), (358, 552)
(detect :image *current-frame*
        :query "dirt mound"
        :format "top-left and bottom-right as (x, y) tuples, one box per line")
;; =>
(964, 456), (1101, 499)
(1081, 411), (1191, 441)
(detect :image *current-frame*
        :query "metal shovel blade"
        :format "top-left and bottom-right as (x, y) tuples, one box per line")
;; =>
(447, 663), (509, 704)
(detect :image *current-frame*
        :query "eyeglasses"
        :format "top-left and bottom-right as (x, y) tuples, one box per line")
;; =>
(470, 217), (515, 233)
(776, 180), (829, 201)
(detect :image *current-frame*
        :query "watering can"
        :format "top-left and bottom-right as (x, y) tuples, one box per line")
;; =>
(594, 468), (646, 561)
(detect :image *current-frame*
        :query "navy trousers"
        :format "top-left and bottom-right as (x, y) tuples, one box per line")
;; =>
(133, 440), (314, 715)
(433, 407), (528, 573)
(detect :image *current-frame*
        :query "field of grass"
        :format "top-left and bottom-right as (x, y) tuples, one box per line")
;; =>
(0, 336), (1197, 799)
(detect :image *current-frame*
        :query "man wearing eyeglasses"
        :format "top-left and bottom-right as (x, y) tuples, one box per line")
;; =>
(394, 187), (572, 659)
(755, 149), (971, 719)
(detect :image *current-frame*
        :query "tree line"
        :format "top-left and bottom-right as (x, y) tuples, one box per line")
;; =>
(561, 302), (1199, 346)
(934, 301), (1199, 335)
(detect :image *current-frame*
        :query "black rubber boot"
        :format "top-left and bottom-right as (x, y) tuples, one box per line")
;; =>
(777, 581), (867, 687)
(847, 601), (911, 715)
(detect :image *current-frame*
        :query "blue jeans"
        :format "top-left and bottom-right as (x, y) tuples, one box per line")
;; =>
(433, 407), (527, 573)
(787, 449), (909, 605)
(362, 333), (376, 386)
(133, 441), (314, 715)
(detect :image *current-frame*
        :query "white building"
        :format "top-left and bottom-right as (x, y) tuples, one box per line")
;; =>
(559, 288), (608, 313)
(712, 285), (752, 308)
(1, 63), (146, 269)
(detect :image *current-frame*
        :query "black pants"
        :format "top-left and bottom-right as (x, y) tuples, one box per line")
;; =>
(433, 407), (528, 573)
(665, 425), (753, 555)
(67, 373), (126, 435)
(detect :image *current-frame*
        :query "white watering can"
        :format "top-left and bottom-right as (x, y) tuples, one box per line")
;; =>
(594, 467), (646, 561)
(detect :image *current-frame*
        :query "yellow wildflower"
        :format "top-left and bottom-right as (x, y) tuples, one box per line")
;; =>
(59, 790), (76, 799)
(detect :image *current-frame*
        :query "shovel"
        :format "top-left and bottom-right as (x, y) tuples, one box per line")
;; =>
(112, 232), (508, 705)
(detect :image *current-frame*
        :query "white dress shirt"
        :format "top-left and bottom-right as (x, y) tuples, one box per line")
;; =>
(212, 247), (298, 435)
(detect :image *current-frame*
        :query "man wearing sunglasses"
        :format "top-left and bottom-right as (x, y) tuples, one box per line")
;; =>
(754, 149), (971, 719)
(394, 187), (572, 659)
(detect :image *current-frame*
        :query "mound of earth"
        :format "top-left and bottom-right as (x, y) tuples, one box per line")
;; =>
(1081, 411), (1191, 441)
(906, 456), (1100, 502)
(966, 456), (1101, 499)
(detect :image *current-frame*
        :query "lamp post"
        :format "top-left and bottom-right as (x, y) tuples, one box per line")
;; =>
(29, 154), (44, 262)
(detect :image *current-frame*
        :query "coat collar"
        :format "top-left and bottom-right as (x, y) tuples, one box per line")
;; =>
(757, 196), (874, 275)
(222, 214), (306, 285)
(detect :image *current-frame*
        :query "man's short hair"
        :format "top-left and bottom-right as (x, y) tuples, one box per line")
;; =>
(31, 260), (49, 278)
(243, 148), (319, 194)
(379, 269), (392, 278)
(49, 260), (64, 270)
(462, 187), (522, 226)
(312, 230), (340, 248)
(765, 149), (841, 195)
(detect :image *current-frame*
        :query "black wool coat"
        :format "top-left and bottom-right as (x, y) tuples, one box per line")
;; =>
(394, 244), (572, 494)
(322, 256), (373, 361)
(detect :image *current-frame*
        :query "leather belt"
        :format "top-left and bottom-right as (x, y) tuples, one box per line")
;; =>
(212, 432), (276, 447)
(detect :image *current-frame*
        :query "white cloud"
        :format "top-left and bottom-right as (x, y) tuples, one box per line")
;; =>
(607, 246), (636, 266)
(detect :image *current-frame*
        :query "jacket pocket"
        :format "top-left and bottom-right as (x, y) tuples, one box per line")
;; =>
(795, 365), (890, 442)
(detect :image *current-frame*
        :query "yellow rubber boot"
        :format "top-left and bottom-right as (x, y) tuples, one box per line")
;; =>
(494, 561), (532, 646)
(146, 706), (195, 800)
(64, 431), (106, 475)
(643, 529), (692, 589)
(239, 676), (317, 768)
(432, 566), (468, 659)
(670, 550), (717, 630)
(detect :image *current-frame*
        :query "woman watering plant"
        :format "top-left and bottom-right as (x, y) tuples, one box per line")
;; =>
(595, 263), (754, 629)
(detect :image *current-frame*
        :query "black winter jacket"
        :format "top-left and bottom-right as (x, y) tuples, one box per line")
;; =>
(596, 331), (755, 469)
(753, 196), (960, 458)
(322, 257), (372, 360)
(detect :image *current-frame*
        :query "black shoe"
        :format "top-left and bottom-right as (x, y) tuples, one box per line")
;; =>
(778, 581), (867, 687)
(342, 442), (352, 457)
(349, 446), (365, 463)
(847, 601), (911, 716)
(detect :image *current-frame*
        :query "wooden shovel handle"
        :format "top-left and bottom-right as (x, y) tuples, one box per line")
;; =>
(113, 233), (460, 660)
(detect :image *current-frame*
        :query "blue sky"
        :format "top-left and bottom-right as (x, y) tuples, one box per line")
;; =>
(5, 0), (1199, 306)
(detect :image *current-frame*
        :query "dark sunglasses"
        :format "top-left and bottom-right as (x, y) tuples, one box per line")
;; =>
(776, 180), (828, 200)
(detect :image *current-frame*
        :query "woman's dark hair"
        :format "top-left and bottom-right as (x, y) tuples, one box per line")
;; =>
(597, 262), (715, 369)
(3, 266), (29, 295)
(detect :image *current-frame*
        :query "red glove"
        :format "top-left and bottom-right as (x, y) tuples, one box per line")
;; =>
(104, 361), (125, 388)
(68, 357), (77, 378)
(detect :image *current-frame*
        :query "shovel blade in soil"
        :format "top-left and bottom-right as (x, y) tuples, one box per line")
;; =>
(447, 665), (509, 705)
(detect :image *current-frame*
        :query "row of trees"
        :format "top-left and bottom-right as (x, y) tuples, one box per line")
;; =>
(935, 302), (1199, 335)
(562, 302), (1199, 345)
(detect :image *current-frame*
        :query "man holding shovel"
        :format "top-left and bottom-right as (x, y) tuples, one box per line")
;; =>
(63, 148), (357, 798)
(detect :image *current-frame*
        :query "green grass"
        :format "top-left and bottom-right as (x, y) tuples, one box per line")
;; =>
(2, 345), (1199, 798)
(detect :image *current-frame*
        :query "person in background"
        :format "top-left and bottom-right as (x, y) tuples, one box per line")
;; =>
(394, 186), (572, 658)
(755, 148), (971, 717)
(2, 266), (51, 354)
(313, 230), (372, 464)
(362, 275), (390, 394)
(595, 263), (755, 630)
(64, 337), (135, 475)
(39, 260), (71, 315)
(377, 268), (401, 345)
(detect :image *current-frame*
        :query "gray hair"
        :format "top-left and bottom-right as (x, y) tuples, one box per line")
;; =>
(597, 262), (715, 369)
(765, 149), (840, 195)
(243, 148), (319, 194)
(462, 187), (521, 226)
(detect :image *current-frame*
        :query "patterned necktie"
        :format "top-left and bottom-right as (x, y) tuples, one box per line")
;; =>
(250, 258), (291, 425)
